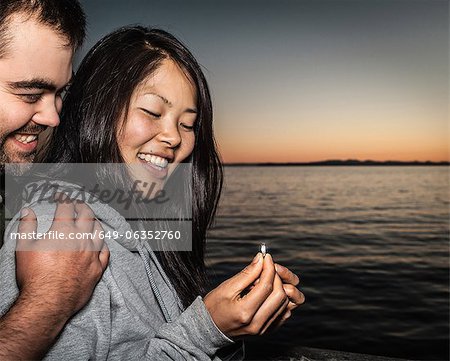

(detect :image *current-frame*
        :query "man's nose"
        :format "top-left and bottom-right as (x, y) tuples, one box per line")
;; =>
(32, 101), (61, 128)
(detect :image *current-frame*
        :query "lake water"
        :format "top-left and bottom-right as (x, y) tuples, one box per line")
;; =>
(205, 166), (449, 360)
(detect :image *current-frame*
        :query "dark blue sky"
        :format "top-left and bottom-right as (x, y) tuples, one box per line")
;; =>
(78, 0), (448, 162)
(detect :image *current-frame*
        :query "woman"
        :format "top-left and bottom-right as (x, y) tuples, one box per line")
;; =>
(1, 27), (304, 360)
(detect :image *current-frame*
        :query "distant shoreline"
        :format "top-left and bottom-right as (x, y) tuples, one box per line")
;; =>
(224, 160), (450, 166)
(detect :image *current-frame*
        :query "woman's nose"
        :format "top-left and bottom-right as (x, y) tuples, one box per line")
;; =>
(158, 122), (182, 148)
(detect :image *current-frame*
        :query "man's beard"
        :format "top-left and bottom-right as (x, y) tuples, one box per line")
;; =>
(0, 134), (8, 173)
(0, 123), (45, 173)
(0, 146), (35, 175)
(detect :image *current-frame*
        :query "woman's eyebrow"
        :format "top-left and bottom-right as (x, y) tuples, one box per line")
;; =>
(145, 92), (197, 113)
(146, 92), (172, 107)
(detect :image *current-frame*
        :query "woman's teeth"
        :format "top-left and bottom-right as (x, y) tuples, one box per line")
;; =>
(14, 134), (37, 144)
(137, 153), (169, 169)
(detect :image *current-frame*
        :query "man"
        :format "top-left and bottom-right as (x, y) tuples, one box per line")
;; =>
(0, 1), (109, 359)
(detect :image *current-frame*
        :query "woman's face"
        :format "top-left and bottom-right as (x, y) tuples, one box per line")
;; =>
(118, 59), (197, 198)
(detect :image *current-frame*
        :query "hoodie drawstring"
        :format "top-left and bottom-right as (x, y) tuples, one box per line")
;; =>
(136, 243), (173, 323)
(142, 241), (185, 312)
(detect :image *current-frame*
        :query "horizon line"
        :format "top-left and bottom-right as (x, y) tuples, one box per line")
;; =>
(224, 159), (450, 166)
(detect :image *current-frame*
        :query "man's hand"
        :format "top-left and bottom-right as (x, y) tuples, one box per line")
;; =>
(16, 195), (109, 317)
(0, 195), (109, 360)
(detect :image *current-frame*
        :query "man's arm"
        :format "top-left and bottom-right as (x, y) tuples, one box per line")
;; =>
(0, 198), (109, 360)
(0, 288), (74, 360)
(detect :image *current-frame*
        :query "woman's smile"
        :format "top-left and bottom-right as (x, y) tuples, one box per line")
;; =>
(136, 152), (170, 179)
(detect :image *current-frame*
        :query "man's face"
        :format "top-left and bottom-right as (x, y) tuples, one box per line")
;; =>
(0, 14), (73, 165)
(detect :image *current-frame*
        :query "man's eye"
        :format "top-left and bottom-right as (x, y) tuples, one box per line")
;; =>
(20, 94), (43, 104)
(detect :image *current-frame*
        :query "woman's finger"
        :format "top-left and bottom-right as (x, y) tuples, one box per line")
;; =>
(265, 306), (294, 333)
(274, 263), (300, 286)
(260, 297), (289, 334)
(283, 283), (305, 306)
(278, 308), (292, 323)
(239, 254), (277, 312)
(246, 273), (287, 334)
(227, 253), (263, 295)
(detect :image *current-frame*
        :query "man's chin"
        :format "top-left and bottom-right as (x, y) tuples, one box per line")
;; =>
(4, 146), (36, 161)
(0, 152), (36, 175)
(1, 135), (38, 163)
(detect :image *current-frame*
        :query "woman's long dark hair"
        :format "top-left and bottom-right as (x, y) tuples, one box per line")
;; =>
(41, 26), (223, 307)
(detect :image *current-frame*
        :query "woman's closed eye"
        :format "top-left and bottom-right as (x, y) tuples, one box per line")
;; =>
(180, 122), (195, 131)
(139, 107), (161, 119)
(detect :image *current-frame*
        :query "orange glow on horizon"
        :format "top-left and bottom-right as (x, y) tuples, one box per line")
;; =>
(218, 136), (449, 163)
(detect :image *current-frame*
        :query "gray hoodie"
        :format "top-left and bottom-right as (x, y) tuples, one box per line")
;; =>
(0, 182), (244, 360)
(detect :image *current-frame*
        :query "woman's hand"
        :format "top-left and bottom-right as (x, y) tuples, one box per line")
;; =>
(267, 263), (305, 330)
(203, 253), (289, 338)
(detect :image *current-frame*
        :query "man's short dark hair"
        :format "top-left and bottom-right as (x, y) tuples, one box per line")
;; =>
(0, 0), (86, 58)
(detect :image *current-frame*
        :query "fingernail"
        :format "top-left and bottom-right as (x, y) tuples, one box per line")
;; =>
(252, 253), (261, 264)
(20, 208), (29, 218)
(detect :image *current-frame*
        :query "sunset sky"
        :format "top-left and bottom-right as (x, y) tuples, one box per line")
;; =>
(79, 0), (449, 163)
